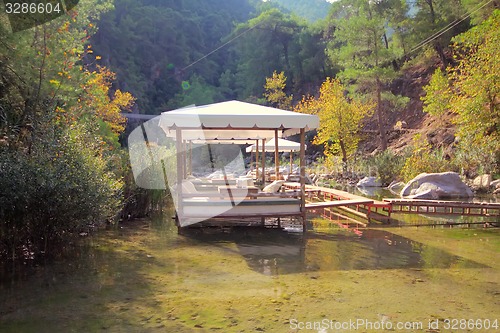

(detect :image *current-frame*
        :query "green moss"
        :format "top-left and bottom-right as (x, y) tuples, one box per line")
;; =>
(1, 218), (498, 332)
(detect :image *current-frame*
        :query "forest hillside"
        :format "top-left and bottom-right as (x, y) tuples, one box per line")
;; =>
(1, 0), (498, 261)
(91, 0), (498, 174)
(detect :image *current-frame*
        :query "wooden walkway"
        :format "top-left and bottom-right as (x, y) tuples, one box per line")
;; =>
(284, 183), (392, 224)
(284, 183), (500, 228)
(385, 199), (500, 217)
(305, 199), (373, 208)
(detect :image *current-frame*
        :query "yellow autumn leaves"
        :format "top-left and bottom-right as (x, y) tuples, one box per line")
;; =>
(295, 78), (373, 163)
(80, 66), (135, 134)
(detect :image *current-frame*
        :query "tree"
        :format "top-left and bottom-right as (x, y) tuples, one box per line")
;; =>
(79, 66), (135, 134)
(421, 68), (452, 119)
(0, 0), (131, 260)
(295, 78), (373, 165)
(326, 0), (408, 151)
(233, 9), (305, 98)
(91, 0), (253, 113)
(411, 0), (468, 67)
(264, 70), (292, 109)
(422, 10), (500, 173)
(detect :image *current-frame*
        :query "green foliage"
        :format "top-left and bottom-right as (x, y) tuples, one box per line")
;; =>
(421, 68), (451, 117)
(295, 78), (373, 164)
(421, 10), (500, 175)
(409, 0), (467, 65)
(453, 137), (500, 176)
(0, 0), (137, 262)
(174, 74), (221, 107)
(326, 0), (409, 150)
(92, 0), (253, 111)
(0, 125), (122, 260)
(367, 150), (406, 186)
(267, 0), (332, 22)
(400, 135), (454, 182)
(449, 10), (500, 158)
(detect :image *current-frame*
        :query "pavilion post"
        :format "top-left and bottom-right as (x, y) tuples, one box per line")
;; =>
(274, 129), (279, 180)
(261, 139), (266, 185)
(175, 128), (183, 225)
(300, 128), (306, 232)
(290, 152), (293, 175)
(255, 140), (259, 179)
(188, 141), (192, 176)
(183, 141), (188, 178)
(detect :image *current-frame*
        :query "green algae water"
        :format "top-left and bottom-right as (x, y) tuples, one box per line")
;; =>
(1, 210), (499, 332)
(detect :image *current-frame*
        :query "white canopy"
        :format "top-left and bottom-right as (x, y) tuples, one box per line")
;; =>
(159, 100), (318, 140)
(245, 138), (304, 153)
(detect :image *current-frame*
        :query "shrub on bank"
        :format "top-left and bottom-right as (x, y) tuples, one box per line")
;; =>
(0, 129), (123, 261)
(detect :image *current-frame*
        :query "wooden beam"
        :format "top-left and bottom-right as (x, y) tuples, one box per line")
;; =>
(188, 141), (192, 176)
(274, 129), (279, 180)
(184, 141), (188, 178)
(255, 140), (259, 179)
(306, 199), (373, 208)
(300, 128), (306, 232)
(176, 128), (183, 224)
(261, 139), (266, 185)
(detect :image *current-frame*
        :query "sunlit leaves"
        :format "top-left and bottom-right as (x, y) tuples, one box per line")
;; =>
(421, 68), (452, 118)
(79, 66), (135, 135)
(264, 70), (292, 109)
(295, 78), (373, 163)
(421, 10), (500, 173)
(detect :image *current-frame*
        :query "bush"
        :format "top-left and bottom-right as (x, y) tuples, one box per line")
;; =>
(452, 138), (499, 177)
(0, 128), (123, 261)
(400, 147), (455, 182)
(369, 150), (406, 186)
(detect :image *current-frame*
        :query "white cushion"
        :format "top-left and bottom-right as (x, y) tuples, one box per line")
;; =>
(262, 180), (285, 193)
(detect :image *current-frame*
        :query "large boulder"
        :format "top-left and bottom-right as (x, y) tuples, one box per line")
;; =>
(388, 181), (406, 195)
(472, 174), (492, 189)
(401, 172), (473, 199)
(491, 179), (500, 188)
(356, 176), (382, 187)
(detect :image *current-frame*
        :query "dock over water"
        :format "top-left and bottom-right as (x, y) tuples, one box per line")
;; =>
(284, 183), (500, 228)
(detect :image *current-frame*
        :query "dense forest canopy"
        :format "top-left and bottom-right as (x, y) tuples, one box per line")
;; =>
(266, 0), (332, 22)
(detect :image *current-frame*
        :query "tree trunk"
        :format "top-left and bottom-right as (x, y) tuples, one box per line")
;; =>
(434, 42), (448, 68)
(339, 139), (348, 173)
(376, 78), (387, 151)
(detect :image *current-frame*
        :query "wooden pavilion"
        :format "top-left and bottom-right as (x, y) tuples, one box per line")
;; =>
(158, 100), (318, 230)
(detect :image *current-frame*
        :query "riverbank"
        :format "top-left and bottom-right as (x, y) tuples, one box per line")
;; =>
(1, 216), (498, 332)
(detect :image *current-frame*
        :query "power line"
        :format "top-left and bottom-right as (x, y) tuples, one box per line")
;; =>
(408, 0), (493, 55)
(181, 20), (264, 72)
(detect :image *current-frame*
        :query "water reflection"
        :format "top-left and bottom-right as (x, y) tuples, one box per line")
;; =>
(180, 227), (487, 275)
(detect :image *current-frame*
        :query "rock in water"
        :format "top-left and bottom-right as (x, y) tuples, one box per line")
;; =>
(357, 176), (382, 187)
(400, 172), (473, 199)
(472, 174), (492, 189)
(388, 181), (405, 194)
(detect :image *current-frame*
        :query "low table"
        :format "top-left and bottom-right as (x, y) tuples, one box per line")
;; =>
(218, 186), (259, 199)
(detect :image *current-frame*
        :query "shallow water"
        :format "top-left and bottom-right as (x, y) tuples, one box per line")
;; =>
(1, 212), (499, 332)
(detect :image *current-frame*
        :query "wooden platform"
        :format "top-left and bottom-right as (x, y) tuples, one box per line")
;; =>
(285, 182), (499, 227)
(284, 183), (391, 223)
(305, 199), (373, 208)
(385, 199), (500, 217)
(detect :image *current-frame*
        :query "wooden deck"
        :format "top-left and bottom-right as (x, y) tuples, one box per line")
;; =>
(284, 182), (500, 229)
(284, 183), (392, 223)
(305, 199), (373, 208)
(385, 199), (500, 217)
